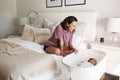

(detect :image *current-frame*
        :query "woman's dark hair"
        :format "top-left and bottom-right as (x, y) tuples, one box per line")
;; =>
(60, 16), (78, 30)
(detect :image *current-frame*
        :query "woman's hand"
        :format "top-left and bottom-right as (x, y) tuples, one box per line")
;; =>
(74, 48), (78, 54)
(69, 44), (78, 54)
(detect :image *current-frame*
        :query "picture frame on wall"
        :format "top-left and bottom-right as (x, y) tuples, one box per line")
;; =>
(46, 0), (62, 8)
(65, 0), (86, 6)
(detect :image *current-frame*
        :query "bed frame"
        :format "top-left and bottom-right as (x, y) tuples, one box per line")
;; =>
(38, 11), (97, 42)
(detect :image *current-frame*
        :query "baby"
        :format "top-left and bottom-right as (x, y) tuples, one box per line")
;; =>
(77, 58), (97, 68)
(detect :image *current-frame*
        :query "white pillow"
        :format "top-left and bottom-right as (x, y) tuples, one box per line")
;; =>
(72, 33), (83, 48)
(75, 22), (86, 36)
(35, 34), (50, 44)
(51, 22), (60, 34)
(43, 18), (53, 29)
(72, 22), (87, 49)
(43, 18), (59, 34)
(31, 26), (51, 44)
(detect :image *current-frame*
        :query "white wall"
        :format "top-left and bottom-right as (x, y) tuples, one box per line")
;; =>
(0, 0), (17, 38)
(17, 0), (120, 40)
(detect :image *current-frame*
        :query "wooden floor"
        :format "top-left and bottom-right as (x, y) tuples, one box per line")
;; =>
(69, 74), (105, 80)
(100, 73), (119, 80)
(100, 74), (105, 80)
(69, 73), (119, 80)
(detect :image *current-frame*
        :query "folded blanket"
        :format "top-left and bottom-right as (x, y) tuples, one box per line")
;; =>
(0, 40), (21, 54)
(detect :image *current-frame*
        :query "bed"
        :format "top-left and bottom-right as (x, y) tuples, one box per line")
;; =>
(0, 11), (97, 80)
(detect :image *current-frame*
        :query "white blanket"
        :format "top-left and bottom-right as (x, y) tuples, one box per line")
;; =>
(3, 38), (87, 80)
(2, 38), (65, 80)
(0, 38), (59, 80)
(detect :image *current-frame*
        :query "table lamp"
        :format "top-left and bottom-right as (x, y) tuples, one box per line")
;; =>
(17, 17), (29, 33)
(106, 18), (120, 42)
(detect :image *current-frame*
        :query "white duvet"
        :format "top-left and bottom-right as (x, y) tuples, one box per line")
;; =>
(3, 37), (87, 80)
(2, 38), (65, 80)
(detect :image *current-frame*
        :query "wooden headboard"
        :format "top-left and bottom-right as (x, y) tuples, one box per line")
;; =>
(38, 11), (97, 42)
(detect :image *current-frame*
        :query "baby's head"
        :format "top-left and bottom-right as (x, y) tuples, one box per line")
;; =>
(88, 58), (97, 65)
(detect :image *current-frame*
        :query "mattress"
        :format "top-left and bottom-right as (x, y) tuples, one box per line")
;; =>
(0, 39), (56, 80)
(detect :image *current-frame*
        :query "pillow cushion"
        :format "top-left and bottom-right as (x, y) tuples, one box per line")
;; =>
(43, 18), (59, 34)
(72, 33), (83, 48)
(72, 22), (86, 49)
(75, 22), (86, 36)
(43, 18), (53, 29)
(22, 24), (51, 44)
(35, 34), (50, 44)
(22, 24), (35, 42)
(33, 27), (51, 44)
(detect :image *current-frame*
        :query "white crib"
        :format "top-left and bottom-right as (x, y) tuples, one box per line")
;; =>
(62, 49), (106, 80)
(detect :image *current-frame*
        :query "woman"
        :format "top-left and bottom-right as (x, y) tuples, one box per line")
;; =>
(44, 16), (78, 56)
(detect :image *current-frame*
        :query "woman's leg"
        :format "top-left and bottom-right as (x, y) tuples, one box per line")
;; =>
(45, 46), (61, 55)
(62, 48), (74, 57)
(61, 47), (74, 56)
(45, 46), (73, 56)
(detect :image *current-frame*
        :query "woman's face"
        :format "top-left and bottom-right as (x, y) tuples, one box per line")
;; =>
(68, 21), (77, 32)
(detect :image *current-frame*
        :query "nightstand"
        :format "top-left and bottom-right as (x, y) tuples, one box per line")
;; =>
(90, 41), (120, 73)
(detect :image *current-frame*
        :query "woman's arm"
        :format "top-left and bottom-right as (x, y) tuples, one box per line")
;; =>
(69, 43), (78, 53)
(59, 38), (64, 55)
(59, 39), (74, 56)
